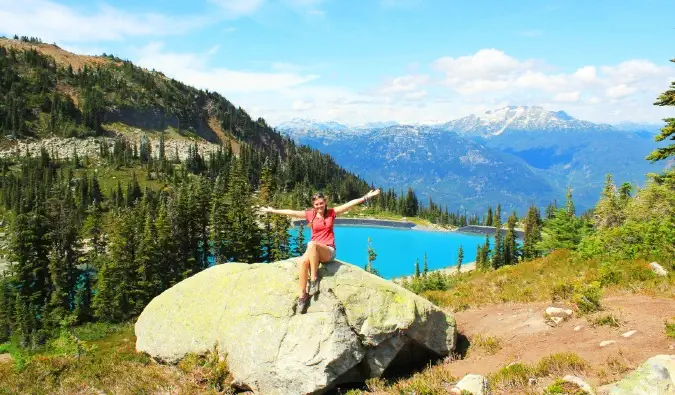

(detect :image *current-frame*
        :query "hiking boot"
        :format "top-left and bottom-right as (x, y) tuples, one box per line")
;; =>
(308, 278), (320, 296)
(295, 294), (309, 314)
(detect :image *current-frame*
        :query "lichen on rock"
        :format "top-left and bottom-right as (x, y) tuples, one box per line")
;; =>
(135, 258), (457, 395)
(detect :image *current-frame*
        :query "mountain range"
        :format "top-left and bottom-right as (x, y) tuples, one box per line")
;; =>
(277, 106), (667, 215)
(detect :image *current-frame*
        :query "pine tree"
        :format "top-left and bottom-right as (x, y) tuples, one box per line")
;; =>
(565, 187), (575, 217)
(293, 222), (307, 257)
(522, 204), (542, 260)
(504, 212), (518, 265)
(365, 237), (378, 275)
(414, 258), (420, 278)
(0, 277), (11, 342)
(646, 59), (675, 163)
(486, 207), (493, 226)
(456, 245), (464, 274)
(594, 174), (624, 229)
(423, 252), (428, 276)
(133, 211), (160, 315)
(491, 204), (503, 269)
(475, 244), (482, 269)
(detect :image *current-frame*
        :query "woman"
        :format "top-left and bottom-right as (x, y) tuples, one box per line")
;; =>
(260, 189), (380, 313)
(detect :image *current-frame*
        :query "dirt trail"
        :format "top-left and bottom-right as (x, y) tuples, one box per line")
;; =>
(447, 294), (675, 388)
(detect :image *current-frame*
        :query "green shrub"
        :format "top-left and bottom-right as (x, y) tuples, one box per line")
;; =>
(574, 281), (602, 314)
(666, 318), (675, 339)
(599, 261), (621, 286)
(551, 282), (575, 302)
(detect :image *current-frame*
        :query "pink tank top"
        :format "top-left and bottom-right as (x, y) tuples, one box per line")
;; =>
(305, 208), (336, 249)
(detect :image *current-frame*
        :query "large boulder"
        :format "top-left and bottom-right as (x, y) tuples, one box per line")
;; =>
(135, 258), (457, 394)
(599, 355), (674, 395)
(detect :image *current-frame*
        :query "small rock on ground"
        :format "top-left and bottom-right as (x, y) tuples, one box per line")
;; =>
(622, 330), (637, 338)
(563, 375), (596, 394)
(599, 340), (616, 347)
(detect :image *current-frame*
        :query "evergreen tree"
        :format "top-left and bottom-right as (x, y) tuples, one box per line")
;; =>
(522, 204), (543, 260)
(133, 211), (160, 315)
(423, 252), (428, 276)
(485, 206), (493, 226)
(456, 245), (464, 274)
(414, 258), (420, 278)
(565, 186), (576, 217)
(293, 223), (307, 257)
(475, 244), (482, 269)
(491, 204), (503, 269)
(646, 58), (675, 163)
(594, 174), (624, 229)
(504, 212), (518, 265)
(365, 237), (378, 275)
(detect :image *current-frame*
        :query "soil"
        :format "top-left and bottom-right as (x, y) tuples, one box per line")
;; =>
(447, 294), (675, 390)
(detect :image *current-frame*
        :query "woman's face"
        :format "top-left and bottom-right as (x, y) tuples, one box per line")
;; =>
(313, 198), (326, 211)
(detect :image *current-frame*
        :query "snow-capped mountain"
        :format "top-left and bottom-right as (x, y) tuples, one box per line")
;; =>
(437, 106), (614, 137)
(279, 107), (666, 214)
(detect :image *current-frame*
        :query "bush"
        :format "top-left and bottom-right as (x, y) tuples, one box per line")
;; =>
(573, 281), (602, 314)
(666, 318), (675, 339)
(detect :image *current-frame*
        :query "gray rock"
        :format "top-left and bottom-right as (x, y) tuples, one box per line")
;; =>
(563, 375), (595, 394)
(135, 259), (457, 395)
(599, 354), (675, 395)
(453, 374), (490, 395)
(650, 262), (668, 277)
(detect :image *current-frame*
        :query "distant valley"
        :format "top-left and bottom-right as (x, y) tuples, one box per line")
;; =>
(277, 106), (666, 215)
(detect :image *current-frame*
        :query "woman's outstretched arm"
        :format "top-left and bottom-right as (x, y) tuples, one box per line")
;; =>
(260, 206), (306, 219)
(334, 189), (380, 215)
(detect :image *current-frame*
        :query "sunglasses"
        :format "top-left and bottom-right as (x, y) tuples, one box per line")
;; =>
(312, 193), (326, 201)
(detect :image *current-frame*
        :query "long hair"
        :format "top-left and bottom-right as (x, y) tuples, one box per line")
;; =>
(309, 192), (328, 229)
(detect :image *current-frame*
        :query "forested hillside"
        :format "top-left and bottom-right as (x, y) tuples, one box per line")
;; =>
(0, 36), (475, 350)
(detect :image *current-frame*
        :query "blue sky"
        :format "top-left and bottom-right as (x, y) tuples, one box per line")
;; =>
(1, 0), (674, 125)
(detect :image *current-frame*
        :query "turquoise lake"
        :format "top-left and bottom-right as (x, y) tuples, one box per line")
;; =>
(289, 225), (493, 279)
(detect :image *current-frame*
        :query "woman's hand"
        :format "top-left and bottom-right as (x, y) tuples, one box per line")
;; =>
(365, 189), (380, 199)
(259, 206), (275, 214)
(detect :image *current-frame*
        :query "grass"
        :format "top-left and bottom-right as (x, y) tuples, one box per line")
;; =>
(470, 334), (503, 355)
(488, 352), (589, 392)
(0, 323), (230, 395)
(544, 379), (588, 395)
(421, 250), (675, 312)
(591, 313), (623, 328)
(666, 318), (675, 339)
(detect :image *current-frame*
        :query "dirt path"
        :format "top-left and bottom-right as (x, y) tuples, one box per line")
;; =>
(448, 294), (675, 389)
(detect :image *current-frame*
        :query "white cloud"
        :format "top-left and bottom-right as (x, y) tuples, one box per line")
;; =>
(133, 43), (318, 94)
(0, 0), (209, 42)
(553, 91), (581, 103)
(606, 84), (637, 99)
(378, 74), (430, 94)
(292, 100), (315, 110)
(120, 43), (675, 126)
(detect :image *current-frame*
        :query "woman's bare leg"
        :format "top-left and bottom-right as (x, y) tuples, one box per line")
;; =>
(298, 254), (310, 298)
(307, 241), (334, 281)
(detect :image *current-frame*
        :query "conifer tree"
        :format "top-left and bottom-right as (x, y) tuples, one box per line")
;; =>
(486, 207), (493, 226)
(133, 211), (160, 315)
(414, 258), (420, 278)
(646, 59), (675, 163)
(293, 223), (307, 257)
(491, 204), (503, 269)
(522, 204), (542, 260)
(423, 252), (428, 276)
(475, 244), (482, 269)
(365, 237), (378, 275)
(594, 174), (624, 229)
(456, 245), (463, 274)
(504, 212), (518, 265)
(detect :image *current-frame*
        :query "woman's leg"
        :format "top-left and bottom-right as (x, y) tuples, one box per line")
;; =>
(298, 254), (310, 298)
(307, 241), (334, 281)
